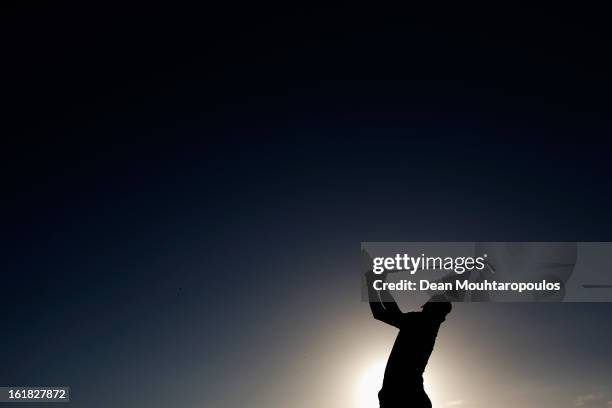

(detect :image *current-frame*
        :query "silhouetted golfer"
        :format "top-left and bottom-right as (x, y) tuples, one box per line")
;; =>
(367, 271), (452, 408)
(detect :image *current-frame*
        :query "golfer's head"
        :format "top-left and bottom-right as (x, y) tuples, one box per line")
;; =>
(422, 295), (452, 315)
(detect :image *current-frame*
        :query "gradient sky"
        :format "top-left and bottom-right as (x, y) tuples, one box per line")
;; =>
(3, 3), (612, 408)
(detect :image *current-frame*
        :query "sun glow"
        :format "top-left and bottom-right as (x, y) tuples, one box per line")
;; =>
(356, 360), (444, 408)
(356, 360), (386, 408)
(423, 373), (439, 405)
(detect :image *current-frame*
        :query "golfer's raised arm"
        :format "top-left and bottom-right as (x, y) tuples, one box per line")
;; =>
(366, 270), (402, 328)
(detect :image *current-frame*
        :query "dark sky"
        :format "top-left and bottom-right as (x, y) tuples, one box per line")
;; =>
(2, 2), (612, 407)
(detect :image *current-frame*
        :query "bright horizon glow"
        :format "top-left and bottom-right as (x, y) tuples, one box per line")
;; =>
(424, 373), (440, 406)
(356, 360), (386, 408)
(356, 359), (444, 408)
